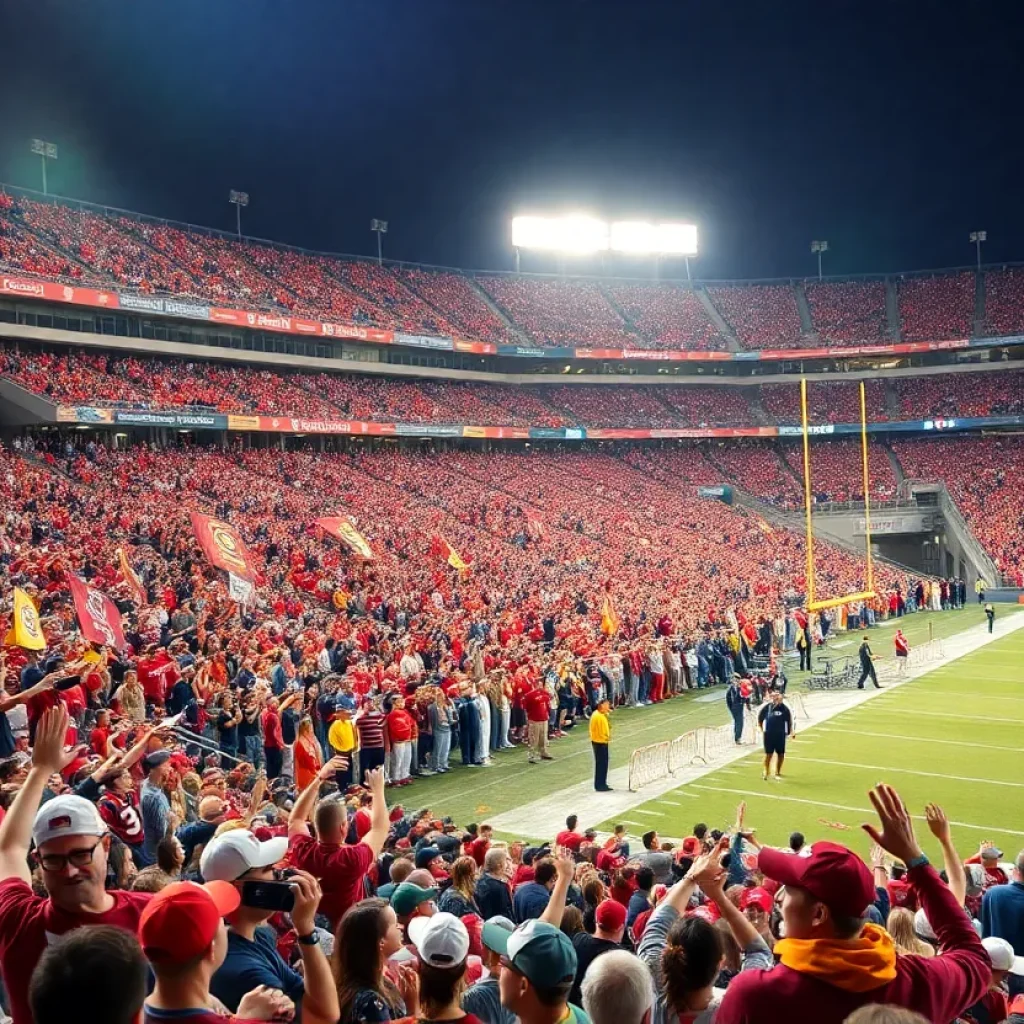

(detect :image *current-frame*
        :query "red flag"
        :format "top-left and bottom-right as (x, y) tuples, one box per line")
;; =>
(67, 575), (127, 651)
(190, 512), (255, 581)
(316, 517), (374, 560)
(117, 546), (147, 606)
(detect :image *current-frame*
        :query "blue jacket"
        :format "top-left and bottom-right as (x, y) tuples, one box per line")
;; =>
(983, 881), (1024, 955)
(513, 881), (551, 922)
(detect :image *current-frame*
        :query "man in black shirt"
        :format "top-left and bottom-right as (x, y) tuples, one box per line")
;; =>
(569, 899), (625, 1006)
(758, 689), (794, 781)
(857, 636), (882, 689)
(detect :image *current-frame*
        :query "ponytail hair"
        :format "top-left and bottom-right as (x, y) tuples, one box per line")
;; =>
(660, 917), (723, 1014)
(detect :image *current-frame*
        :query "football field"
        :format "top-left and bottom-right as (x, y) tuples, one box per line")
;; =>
(383, 607), (1023, 857)
(596, 612), (1024, 860)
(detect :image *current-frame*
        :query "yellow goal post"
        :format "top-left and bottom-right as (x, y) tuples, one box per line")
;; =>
(800, 377), (875, 612)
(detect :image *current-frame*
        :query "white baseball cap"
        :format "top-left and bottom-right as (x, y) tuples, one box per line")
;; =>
(408, 911), (470, 967)
(984, 937), (1024, 975)
(200, 829), (288, 882)
(32, 795), (106, 849)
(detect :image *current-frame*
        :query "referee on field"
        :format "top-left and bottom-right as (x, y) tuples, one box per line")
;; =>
(758, 689), (794, 781)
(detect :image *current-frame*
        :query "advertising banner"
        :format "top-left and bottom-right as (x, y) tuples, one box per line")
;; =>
(67, 574), (127, 651)
(461, 425), (532, 439)
(452, 338), (498, 355)
(397, 333), (455, 351)
(190, 512), (257, 581)
(113, 410), (227, 429)
(255, 416), (397, 435)
(697, 485), (734, 504)
(56, 406), (114, 424)
(393, 423), (464, 437)
(227, 414), (262, 431)
(0, 275), (118, 309)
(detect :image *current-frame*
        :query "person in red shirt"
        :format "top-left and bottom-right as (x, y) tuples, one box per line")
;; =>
(716, 784), (990, 1024)
(137, 646), (178, 709)
(260, 694), (288, 781)
(386, 695), (416, 786)
(555, 814), (583, 853)
(287, 758), (390, 930)
(523, 684), (553, 764)
(89, 708), (113, 757)
(0, 707), (152, 1024)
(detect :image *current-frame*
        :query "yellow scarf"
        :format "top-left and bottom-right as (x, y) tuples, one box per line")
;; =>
(775, 924), (898, 993)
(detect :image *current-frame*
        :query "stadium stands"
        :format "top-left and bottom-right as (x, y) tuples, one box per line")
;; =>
(981, 267), (1024, 337)
(804, 279), (889, 344)
(893, 369), (1024, 419)
(897, 272), (975, 342)
(780, 438), (898, 503)
(707, 283), (805, 349)
(602, 282), (727, 351)
(760, 379), (889, 424)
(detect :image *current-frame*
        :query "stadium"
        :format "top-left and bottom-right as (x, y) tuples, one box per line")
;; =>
(2, 6), (1024, 1023)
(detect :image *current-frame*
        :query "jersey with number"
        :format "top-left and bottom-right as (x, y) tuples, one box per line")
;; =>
(99, 790), (144, 846)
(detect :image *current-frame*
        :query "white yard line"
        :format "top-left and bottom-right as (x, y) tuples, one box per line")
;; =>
(813, 727), (1022, 753)
(850, 707), (1024, 725)
(684, 782), (1024, 837)
(488, 610), (1024, 836)
(790, 757), (1024, 788)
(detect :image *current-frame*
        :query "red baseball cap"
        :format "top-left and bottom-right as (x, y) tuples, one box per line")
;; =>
(139, 880), (240, 966)
(758, 842), (874, 918)
(740, 887), (773, 914)
(595, 898), (627, 932)
(687, 903), (720, 924)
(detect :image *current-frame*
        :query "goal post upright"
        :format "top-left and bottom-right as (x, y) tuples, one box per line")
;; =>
(802, 376), (876, 614)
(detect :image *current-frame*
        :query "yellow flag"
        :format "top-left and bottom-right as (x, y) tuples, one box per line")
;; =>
(447, 549), (469, 573)
(4, 587), (46, 650)
(600, 593), (620, 636)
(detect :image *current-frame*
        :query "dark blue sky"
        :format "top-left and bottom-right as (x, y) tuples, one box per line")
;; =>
(1, 0), (1021, 279)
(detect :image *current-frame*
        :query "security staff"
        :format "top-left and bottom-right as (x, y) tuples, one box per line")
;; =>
(589, 696), (612, 791)
(985, 602), (995, 634)
(758, 689), (793, 781)
(857, 636), (882, 689)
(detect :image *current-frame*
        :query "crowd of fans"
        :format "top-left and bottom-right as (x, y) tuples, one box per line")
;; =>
(6, 194), (1024, 354)
(0, 427), (1021, 1024)
(780, 439), (899, 504)
(893, 371), (1024, 419)
(893, 436), (1024, 583)
(804, 280), (890, 345)
(898, 273), (976, 343)
(759, 380), (890, 425)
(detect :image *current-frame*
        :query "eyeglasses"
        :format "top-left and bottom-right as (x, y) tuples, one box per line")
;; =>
(39, 839), (104, 872)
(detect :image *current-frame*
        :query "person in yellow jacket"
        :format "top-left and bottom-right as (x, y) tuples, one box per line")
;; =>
(589, 696), (612, 792)
(327, 698), (359, 788)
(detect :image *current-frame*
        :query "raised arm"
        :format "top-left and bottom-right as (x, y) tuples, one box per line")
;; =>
(360, 766), (389, 856)
(694, 853), (762, 950)
(925, 803), (966, 907)
(0, 706), (80, 883)
(539, 856), (575, 926)
(288, 756), (348, 837)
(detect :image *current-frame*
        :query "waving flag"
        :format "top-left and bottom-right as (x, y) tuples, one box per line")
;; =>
(68, 575), (126, 651)
(117, 546), (148, 606)
(4, 587), (45, 650)
(190, 512), (255, 581)
(316, 517), (375, 560)
(600, 593), (620, 636)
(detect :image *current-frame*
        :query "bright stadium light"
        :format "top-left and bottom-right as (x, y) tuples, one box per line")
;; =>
(649, 223), (699, 256)
(512, 215), (609, 253)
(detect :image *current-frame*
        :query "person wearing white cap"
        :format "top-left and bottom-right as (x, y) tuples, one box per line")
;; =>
(964, 937), (1024, 1023)
(0, 706), (152, 1024)
(407, 912), (481, 1024)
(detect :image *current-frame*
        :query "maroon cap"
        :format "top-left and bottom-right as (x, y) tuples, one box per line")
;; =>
(740, 886), (773, 914)
(758, 842), (874, 918)
(595, 898), (627, 932)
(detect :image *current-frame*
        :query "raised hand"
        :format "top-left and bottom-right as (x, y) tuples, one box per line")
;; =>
(31, 706), (79, 775)
(925, 803), (951, 843)
(862, 783), (923, 865)
(318, 754), (350, 781)
(364, 764), (386, 792)
(237, 985), (295, 1021)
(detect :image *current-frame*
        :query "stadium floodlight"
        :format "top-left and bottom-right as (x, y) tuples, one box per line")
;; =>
(512, 215), (609, 254)
(228, 190), (249, 238)
(371, 219), (389, 266)
(811, 240), (829, 280)
(30, 139), (58, 195)
(969, 230), (986, 270)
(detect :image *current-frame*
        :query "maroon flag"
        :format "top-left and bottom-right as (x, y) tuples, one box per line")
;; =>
(67, 574), (127, 651)
(190, 512), (256, 581)
(316, 517), (375, 560)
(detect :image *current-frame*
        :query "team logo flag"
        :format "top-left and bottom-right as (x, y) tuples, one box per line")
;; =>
(316, 517), (375, 560)
(600, 593), (620, 637)
(190, 512), (255, 581)
(68, 575), (127, 651)
(228, 572), (256, 608)
(117, 546), (148, 606)
(4, 587), (46, 650)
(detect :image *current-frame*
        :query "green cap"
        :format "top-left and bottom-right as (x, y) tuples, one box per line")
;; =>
(390, 882), (439, 916)
(482, 919), (577, 989)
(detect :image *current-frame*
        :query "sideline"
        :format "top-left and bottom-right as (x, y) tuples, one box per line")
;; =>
(488, 610), (1024, 837)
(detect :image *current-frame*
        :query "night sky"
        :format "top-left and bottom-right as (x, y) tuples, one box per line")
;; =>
(1, 0), (1021, 280)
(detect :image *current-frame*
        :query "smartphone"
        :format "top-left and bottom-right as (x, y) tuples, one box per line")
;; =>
(240, 880), (295, 912)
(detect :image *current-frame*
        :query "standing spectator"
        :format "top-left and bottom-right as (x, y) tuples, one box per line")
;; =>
(406, 913), (480, 1024)
(726, 677), (745, 744)
(29, 925), (148, 1024)
(986, 603), (996, 633)
(0, 707), (152, 1024)
(589, 696), (612, 792)
(581, 949), (654, 1024)
(524, 683), (553, 764)
(288, 762), (390, 930)
(295, 716), (323, 791)
(983, 850), (1024, 998)
(140, 749), (174, 867)
(627, 868), (655, 928)
(328, 698), (359, 789)
(387, 695), (416, 787)
(476, 847), (515, 921)
(856, 637), (881, 690)
(428, 689), (455, 773)
(636, 831), (674, 885)
(262, 691), (300, 781)
(715, 784), (991, 1024)
(356, 697), (388, 782)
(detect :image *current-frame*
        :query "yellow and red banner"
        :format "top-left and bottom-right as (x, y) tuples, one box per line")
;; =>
(117, 547), (148, 606)
(316, 517), (375, 560)
(4, 587), (45, 650)
(68, 575), (127, 651)
(600, 593), (620, 636)
(190, 512), (256, 581)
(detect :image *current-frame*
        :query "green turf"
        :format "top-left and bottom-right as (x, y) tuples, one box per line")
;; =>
(595, 616), (1024, 862)
(381, 607), (1002, 826)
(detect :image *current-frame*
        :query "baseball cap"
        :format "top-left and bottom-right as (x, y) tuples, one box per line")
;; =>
(595, 899), (627, 932)
(408, 911), (470, 967)
(391, 882), (439, 916)
(32, 794), (106, 849)
(335, 695), (357, 713)
(481, 915), (516, 952)
(758, 842), (874, 919)
(139, 880), (240, 966)
(687, 904), (720, 924)
(984, 937), (1024, 975)
(981, 846), (1003, 860)
(143, 750), (172, 772)
(415, 845), (442, 869)
(740, 887), (773, 914)
(200, 829), (288, 882)
(482, 919), (577, 989)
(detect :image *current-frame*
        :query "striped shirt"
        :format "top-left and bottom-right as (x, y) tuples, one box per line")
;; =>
(356, 710), (386, 748)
